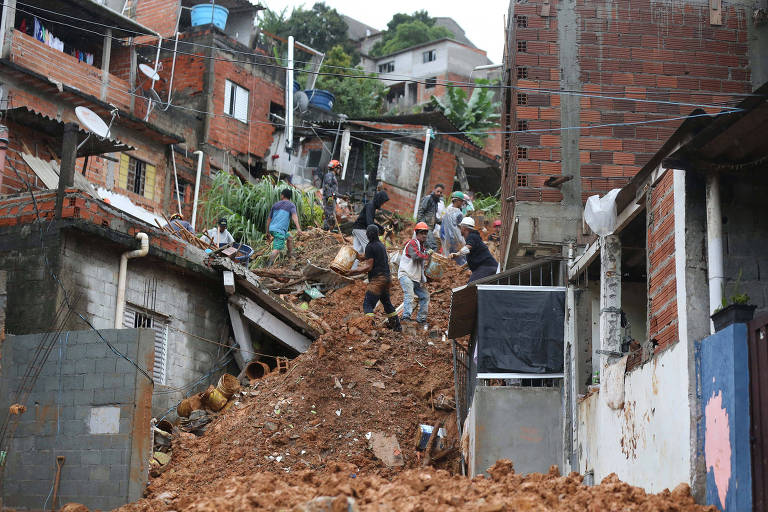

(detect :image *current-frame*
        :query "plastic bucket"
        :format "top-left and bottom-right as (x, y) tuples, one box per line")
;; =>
(425, 253), (450, 280)
(305, 89), (335, 112)
(231, 243), (254, 263)
(330, 245), (357, 273)
(190, 4), (229, 30)
(217, 373), (240, 399)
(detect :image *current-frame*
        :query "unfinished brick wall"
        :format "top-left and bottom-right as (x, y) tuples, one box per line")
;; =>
(647, 169), (677, 351)
(134, 0), (180, 38)
(509, 0), (752, 204)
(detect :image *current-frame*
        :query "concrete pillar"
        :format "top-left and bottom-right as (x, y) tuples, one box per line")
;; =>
(0, 0), (17, 59)
(55, 123), (78, 218)
(100, 28), (112, 102)
(599, 234), (622, 358)
(705, 173), (724, 332)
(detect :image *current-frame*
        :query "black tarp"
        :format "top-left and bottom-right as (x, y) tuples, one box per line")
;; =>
(476, 287), (565, 373)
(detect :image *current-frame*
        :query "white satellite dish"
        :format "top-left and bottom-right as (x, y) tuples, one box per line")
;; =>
(139, 63), (160, 81)
(75, 106), (110, 138)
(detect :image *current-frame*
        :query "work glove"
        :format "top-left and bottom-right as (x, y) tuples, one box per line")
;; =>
(426, 249), (434, 256)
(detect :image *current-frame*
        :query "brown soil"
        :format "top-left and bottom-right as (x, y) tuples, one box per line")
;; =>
(110, 228), (711, 512)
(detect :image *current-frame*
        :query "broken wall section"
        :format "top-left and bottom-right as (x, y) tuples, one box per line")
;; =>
(0, 329), (154, 511)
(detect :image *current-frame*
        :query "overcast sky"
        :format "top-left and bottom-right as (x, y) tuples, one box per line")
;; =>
(260, 0), (509, 63)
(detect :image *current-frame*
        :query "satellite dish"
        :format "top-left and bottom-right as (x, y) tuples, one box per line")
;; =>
(75, 106), (110, 138)
(294, 91), (309, 113)
(144, 88), (164, 121)
(139, 63), (160, 81)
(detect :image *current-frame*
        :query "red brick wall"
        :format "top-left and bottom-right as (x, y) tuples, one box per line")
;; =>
(134, 0), (180, 38)
(9, 30), (131, 110)
(647, 169), (677, 351)
(509, 0), (751, 204)
(207, 59), (284, 160)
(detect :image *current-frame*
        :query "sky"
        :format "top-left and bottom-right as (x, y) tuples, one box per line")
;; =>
(259, 0), (509, 64)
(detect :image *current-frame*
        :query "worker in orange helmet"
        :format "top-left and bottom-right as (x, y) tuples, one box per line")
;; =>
(322, 160), (341, 230)
(398, 222), (433, 325)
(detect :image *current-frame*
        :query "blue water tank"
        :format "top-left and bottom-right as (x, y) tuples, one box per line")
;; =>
(190, 4), (229, 30)
(293, 81), (301, 92)
(304, 90), (335, 112)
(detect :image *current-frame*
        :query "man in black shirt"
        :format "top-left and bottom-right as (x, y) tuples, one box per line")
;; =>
(450, 217), (499, 283)
(351, 190), (390, 256)
(348, 224), (402, 332)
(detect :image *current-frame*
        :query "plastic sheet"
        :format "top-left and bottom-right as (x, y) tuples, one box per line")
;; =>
(584, 188), (621, 236)
(476, 288), (565, 373)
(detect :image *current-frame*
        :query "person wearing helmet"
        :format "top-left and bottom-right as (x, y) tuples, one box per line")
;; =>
(451, 217), (498, 283)
(441, 191), (466, 265)
(202, 217), (235, 246)
(416, 183), (444, 251)
(398, 222), (432, 325)
(347, 224), (402, 332)
(489, 219), (502, 242)
(167, 212), (194, 234)
(322, 160), (341, 230)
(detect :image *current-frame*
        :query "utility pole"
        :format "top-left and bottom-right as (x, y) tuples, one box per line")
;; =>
(55, 123), (78, 219)
(413, 128), (432, 219)
(285, 36), (294, 153)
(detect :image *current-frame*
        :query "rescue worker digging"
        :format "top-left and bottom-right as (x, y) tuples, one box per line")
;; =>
(450, 217), (499, 283)
(322, 160), (341, 231)
(347, 224), (402, 332)
(350, 189), (389, 268)
(398, 222), (432, 325)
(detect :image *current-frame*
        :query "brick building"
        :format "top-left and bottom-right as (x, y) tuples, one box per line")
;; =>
(498, 0), (768, 269)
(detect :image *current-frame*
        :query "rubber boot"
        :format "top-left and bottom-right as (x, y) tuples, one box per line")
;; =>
(388, 315), (402, 332)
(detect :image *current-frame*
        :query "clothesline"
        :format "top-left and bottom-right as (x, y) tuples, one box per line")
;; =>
(20, 16), (94, 65)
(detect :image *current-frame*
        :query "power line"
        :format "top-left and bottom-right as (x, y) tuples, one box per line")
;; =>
(7, 1), (755, 111)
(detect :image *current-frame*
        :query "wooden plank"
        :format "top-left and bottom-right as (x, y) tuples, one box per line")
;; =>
(230, 294), (312, 354)
(710, 0), (722, 25)
(227, 302), (255, 369)
(568, 238), (600, 281)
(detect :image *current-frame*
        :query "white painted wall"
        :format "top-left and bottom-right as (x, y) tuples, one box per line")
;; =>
(369, 40), (488, 80)
(577, 339), (691, 492)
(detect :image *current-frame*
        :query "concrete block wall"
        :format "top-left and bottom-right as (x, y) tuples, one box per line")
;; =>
(58, 231), (228, 416)
(647, 169), (678, 352)
(506, 0), (753, 210)
(0, 329), (154, 511)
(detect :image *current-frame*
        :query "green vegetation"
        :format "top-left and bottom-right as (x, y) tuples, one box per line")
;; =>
(472, 192), (502, 218)
(312, 45), (388, 118)
(370, 11), (453, 57)
(429, 79), (500, 146)
(200, 173), (322, 249)
(716, 269), (751, 312)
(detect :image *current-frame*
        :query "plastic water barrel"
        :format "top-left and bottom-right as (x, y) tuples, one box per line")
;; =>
(190, 4), (229, 30)
(304, 90), (335, 112)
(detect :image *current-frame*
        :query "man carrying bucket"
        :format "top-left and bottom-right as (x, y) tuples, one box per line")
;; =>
(266, 188), (303, 266)
(398, 222), (432, 326)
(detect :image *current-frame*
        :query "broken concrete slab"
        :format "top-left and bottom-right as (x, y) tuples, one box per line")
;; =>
(368, 432), (404, 467)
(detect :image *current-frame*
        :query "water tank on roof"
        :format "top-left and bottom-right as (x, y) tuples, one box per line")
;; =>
(190, 4), (229, 30)
(304, 90), (335, 112)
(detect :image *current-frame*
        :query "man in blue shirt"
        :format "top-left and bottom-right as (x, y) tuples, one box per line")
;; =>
(266, 188), (303, 266)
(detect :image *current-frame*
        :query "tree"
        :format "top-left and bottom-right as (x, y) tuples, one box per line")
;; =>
(313, 45), (388, 118)
(259, 3), (357, 61)
(370, 11), (453, 57)
(429, 79), (501, 147)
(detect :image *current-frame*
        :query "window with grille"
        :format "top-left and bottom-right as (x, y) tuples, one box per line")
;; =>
(517, 174), (529, 187)
(172, 178), (191, 205)
(516, 67), (528, 79)
(423, 50), (437, 63)
(517, 147), (528, 159)
(378, 61), (395, 73)
(517, 120), (529, 131)
(517, 40), (527, 52)
(425, 77), (437, 89)
(124, 307), (168, 385)
(118, 154), (156, 200)
(516, 15), (528, 28)
(517, 93), (528, 105)
(224, 79), (249, 123)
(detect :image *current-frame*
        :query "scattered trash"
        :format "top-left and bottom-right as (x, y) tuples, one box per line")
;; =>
(335, 409), (341, 416)
(368, 432), (404, 467)
(371, 381), (386, 389)
(417, 425), (446, 451)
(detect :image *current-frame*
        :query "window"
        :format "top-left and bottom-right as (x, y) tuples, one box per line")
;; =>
(425, 77), (437, 89)
(517, 40), (527, 52)
(517, 66), (528, 79)
(173, 178), (192, 204)
(517, 93), (528, 105)
(517, 174), (529, 187)
(224, 79), (249, 123)
(422, 50), (437, 63)
(378, 61), (395, 73)
(118, 154), (156, 200)
(124, 307), (169, 385)
(517, 147), (528, 159)
(516, 15), (528, 28)
(517, 120), (529, 131)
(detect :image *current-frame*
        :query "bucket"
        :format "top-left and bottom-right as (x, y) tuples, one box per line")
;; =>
(330, 245), (357, 273)
(176, 394), (203, 417)
(217, 373), (240, 398)
(425, 253), (450, 280)
(202, 385), (228, 412)
(190, 4), (229, 30)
